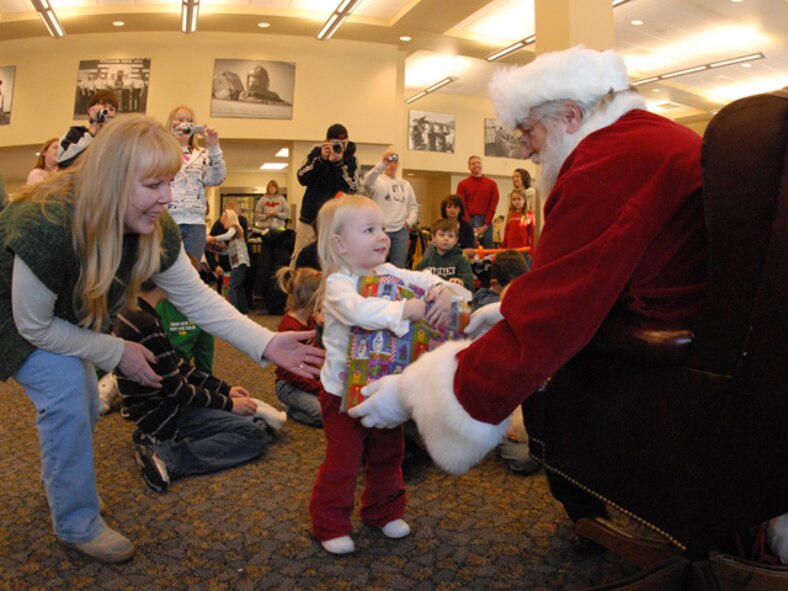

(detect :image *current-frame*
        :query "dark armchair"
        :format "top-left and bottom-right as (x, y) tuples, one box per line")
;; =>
(523, 90), (788, 586)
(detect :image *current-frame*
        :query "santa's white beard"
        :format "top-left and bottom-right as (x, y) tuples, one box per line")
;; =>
(534, 126), (579, 197)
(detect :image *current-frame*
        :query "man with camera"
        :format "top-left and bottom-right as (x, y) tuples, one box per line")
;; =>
(57, 89), (119, 169)
(362, 151), (419, 268)
(292, 123), (360, 264)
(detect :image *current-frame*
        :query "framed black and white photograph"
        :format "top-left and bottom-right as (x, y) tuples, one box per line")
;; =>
(0, 65), (16, 126)
(73, 59), (150, 119)
(484, 117), (525, 159)
(211, 59), (295, 119)
(408, 110), (455, 154)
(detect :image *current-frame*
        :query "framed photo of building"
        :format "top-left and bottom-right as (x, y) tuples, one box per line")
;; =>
(408, 110), (455, 154)
(0, 65), (16, 126)
(211, 59), (295, 119)
(73, 59), (150, 119)
(484, 117), (525, 159)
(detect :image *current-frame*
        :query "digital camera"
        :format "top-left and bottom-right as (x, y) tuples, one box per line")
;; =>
(330, 141), (345, 154)
(96, 109), (110, 124)
(386, 153), (399, 162)
(178, 123), (206, 135)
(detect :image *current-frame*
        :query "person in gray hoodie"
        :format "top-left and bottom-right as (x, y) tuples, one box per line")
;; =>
(417, 218), (474, 292)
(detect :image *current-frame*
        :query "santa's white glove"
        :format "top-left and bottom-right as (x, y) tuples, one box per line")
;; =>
(464, 302), (503, 340)
(348, 375), (410, 428)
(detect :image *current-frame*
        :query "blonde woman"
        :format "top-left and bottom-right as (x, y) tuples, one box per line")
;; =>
(0, 115), (323, 564)
(26, 137), (60, 186)
(166, 104), (226, 259)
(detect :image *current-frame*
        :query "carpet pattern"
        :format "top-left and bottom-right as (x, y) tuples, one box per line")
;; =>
(0, 312), (637, 590)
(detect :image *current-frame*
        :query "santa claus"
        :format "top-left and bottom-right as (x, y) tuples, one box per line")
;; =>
(350, 46), (706, 477)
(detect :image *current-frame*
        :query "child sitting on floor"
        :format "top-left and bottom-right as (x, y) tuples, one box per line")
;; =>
(274, 266), (324, 428)
(472, 249), (530, 311)
(113, 279), (285, 492)
(417, 218), (474, 291)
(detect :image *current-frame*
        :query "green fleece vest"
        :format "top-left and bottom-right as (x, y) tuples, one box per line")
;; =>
(0, 196), (182, 380)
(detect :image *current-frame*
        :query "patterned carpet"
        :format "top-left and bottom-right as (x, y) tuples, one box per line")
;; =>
(0, 312), (637, 591)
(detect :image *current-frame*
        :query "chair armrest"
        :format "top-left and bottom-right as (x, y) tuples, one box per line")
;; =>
(588, 312), (693, 366)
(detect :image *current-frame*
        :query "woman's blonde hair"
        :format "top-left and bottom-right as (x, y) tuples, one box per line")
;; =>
(166, 104), (200, 149)
(315, 194), (380, 301)
(275, 266), (321, 314)
(11, 114), (182, 331)
(34, 137), (59, 170)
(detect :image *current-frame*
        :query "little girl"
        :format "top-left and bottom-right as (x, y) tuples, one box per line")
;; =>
(274, 266), (323, 428)
(213, 208), (250, 313)
(500, 190), (535, 251)
(311, 194), (469, 554)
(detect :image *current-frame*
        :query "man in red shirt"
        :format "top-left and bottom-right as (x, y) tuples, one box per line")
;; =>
(350, 46), (706, 478)
(456, 156), (499, 248)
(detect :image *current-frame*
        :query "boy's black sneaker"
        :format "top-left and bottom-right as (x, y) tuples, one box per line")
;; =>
(134, 442), (170, 492)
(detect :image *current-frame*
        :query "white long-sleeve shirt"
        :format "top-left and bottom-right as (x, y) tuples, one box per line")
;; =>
(362, 162), (419, 232)
(320, 262), (470, 396)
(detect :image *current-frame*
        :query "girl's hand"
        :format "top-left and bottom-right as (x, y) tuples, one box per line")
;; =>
(264, 331), (325, 379)
(403, 299), (426, 322)
(229, 386), (250, 398)
(230, 397), (258, 416)
(425, 287), (453, 327)
(118, 340), (162, 387)
(204, 126), (220, 147)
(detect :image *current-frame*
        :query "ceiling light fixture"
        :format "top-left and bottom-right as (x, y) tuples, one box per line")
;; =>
(399, 36), (412, 42)
(112, 20), (125, 27)
(632, 52), (765, 85)
(260, 163), (288, 170)
(631, 19), (644, 26)
(316, 0), (361, 41)
(486, 0), (628, 62)
(275, 148), (289, 158)
(30, 0), (65, 38)
(257, 22), (271, 29)
(181, 0), (199, 34)
(404, 76), (458, 104)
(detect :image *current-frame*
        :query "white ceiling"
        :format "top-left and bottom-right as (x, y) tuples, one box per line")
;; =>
(0, 0), (786, 184)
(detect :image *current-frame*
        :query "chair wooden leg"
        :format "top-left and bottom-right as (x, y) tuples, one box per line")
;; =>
(576, 515), (679, 569)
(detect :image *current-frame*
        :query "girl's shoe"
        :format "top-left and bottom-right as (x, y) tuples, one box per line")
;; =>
(381, 519), (411, 539)
(321, 535), (355, 554)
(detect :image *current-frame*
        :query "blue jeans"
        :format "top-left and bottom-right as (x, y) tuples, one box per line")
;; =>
(387, 226), (411, 268)
(152, 407), (269, 479)
(178, 223), (207, 261)
(276, 380), (323, 427)
(229, 264), (248, 314)
(14, 350), (105, 543)
(470, 214), (493, 248)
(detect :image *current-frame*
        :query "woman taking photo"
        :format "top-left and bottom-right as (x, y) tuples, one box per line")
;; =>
(166, 104), (226, 259)
(0, 115), (323, 564)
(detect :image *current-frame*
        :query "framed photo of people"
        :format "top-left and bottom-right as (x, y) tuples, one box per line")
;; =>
(73, 59), (150, 119)
(484, 117), (525, 159)
(0, 66), (16, 126)
(211, 59), (295, 119)
(408, 110), (455, 154)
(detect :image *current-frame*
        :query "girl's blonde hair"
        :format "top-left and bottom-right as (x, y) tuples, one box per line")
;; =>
(315, 194), (381, 300)
(166, 104), (200, 149)
(275, 266), (321, 314)
(33, 137), (59, 170)
(505, 189), (526, 227)
(11, 114), (182, 331)
(222, 208), (244, 238)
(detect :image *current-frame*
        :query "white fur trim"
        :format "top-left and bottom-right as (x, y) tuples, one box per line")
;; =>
(399, 340), (508, 475)
(489, 45), (634, 128)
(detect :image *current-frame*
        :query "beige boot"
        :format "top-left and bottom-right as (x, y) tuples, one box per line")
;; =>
(61, 527), (134, 563)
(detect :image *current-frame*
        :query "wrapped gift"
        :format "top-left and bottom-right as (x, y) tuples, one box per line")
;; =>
(342, 274), (470, 412)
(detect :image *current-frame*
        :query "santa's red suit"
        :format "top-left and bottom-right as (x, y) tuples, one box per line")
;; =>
(385, 108), (706, 474)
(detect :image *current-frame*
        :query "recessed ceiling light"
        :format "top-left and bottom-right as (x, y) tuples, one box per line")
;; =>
(631, 19), (644, 26)
(651, 88), (661, 93)
(275, 148), (289, 158)
(741, 63), (752, 68)
(399, 36), (412, 42)
(257, 22), (271, 29)
(730, 0), (743, 3)
(260, 162), (288, 170)
(112, 20), (125, 27)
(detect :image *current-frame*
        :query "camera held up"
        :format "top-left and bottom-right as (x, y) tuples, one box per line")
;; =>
(177, 123), (207, 135)
(386, 153), (399, 163)
(96, 109), (110, 124)
(330, 141), (345, 154)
